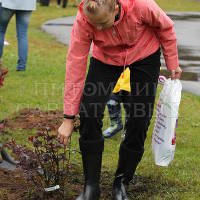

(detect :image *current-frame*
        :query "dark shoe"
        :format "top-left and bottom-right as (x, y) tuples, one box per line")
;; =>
(112, 144), (144, 200)
(112, 175), (129, 200)
(76, 184), (100, 200)
(16, 68), (25, 71)
(103, 123), (123, 138)
(62, 0), (67, 8)
(76, 138), (104, 200)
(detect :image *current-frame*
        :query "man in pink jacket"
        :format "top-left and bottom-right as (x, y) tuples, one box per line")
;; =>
(58, 0), (182, 199)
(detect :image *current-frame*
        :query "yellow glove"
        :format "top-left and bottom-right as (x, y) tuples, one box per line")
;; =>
(113, 67), (131, 93)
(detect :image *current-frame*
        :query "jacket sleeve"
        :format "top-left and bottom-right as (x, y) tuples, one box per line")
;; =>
(64, 11), (92, 115)
(140, 0), (179, 70)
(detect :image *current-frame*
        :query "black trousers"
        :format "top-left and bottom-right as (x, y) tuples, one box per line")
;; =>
(79, 49), (161, 153)
(57, 0), (67, 8)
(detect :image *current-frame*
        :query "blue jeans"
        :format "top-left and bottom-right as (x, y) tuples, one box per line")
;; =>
(0, 4), (32, 70)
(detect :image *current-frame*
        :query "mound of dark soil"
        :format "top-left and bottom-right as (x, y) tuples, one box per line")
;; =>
(0, 108), (80, 132)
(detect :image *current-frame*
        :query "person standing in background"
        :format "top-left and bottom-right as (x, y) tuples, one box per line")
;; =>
(0, 0), (36, 72)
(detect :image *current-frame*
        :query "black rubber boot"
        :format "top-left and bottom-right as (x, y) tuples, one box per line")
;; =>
(112, 174), (129, 200)
(112, 144), (144, 200)
(76, 137), (104, 200)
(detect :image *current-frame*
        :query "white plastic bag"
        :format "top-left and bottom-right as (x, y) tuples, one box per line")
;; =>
(152, 78), (182, 167)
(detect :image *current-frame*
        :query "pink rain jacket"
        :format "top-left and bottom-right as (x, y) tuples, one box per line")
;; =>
(64, 0), (179, 115)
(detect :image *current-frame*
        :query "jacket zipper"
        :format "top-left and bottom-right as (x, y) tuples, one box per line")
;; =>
(113, 25), (128, 77)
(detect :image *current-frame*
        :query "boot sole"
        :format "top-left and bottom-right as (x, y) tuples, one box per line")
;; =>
(103, 126), (123, 138)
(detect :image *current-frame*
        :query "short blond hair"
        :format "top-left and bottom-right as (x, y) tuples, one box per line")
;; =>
(83, 0), (116, 15)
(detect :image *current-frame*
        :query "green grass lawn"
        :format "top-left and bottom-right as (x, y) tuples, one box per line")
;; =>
(157, 0), (200, 11)
(0, 1), (200, 199)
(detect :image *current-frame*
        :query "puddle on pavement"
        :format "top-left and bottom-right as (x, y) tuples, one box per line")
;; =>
(161, 15), (200, 81)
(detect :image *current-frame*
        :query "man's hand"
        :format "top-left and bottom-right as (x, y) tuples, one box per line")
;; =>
(170, 66), (182, 80)
(58, 119), (74, 146)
